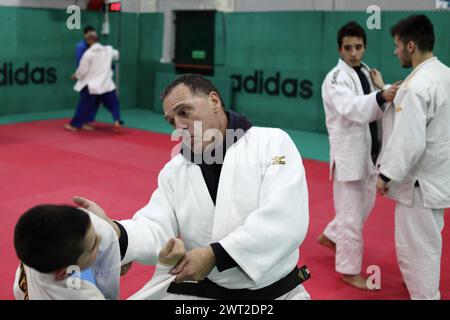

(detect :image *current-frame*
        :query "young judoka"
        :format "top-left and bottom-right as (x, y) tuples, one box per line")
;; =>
(13, 204), (121, 300)
(65, 30), (123, 133)
(13, 204), (187, 300)
(376, 14), (450, 300)
(319, 21), (399, 290)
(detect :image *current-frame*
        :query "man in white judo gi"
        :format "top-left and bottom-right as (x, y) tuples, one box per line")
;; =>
(65, 31), (123, 133)
(376, 14), (450, 300)
(318, 21), (399, 289)
(75, 73), (311, 300)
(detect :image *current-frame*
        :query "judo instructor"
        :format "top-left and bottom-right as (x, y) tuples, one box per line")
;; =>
(74, 74), (311, 300)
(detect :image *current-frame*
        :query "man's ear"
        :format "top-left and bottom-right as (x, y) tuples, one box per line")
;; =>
(208, 92), (222, 112)
(407, 41), (415, 53)
(53, 268), (68, 281)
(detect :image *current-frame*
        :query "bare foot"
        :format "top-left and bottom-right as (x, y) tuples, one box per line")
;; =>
(318, 234), (336, 251)
(342, 274), (379, 291)
(64, 124), (78, 132)
(82, 124), (95, 131)
(113, 121), (121, 133)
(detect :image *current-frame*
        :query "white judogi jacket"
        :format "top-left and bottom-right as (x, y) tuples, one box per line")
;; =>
(74, 43), (119, 95)
(13, 211), (121, 300)
(322, 59), (385, 181)
(120, 127), (309, 292)
(378, 57), (450, 209)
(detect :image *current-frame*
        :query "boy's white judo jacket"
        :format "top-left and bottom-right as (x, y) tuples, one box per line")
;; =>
(13, 211), (121, 300)
(378, 57), (450, 209)
(74, 43), (119, 95)
(119, 126), (310, 292)
(322, 58), (384, 181)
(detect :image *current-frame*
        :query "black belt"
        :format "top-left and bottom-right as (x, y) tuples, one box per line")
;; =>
(167, 265), (310, 300)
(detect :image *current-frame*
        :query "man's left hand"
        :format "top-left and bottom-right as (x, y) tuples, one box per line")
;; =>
(170, 247), (216, 283)
(376, 176), (389, 196)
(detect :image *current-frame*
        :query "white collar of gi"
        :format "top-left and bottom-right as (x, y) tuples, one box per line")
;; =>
(403, 56), (438, 85)
(337, 58), (370, 74)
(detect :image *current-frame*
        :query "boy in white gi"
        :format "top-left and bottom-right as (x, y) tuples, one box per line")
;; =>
(318, 21), (399, 289)
(13, 204), (121, 300)
(377, 14), (450, 300)
(13, 204), (186, 300)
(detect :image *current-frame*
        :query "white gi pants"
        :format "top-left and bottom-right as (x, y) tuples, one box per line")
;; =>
(323, 174), (376, 275)
(395, 187), (444, 300)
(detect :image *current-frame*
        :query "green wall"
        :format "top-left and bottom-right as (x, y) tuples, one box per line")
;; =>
(218, 11), (450, 133)
(151, 11), (450, 134)
(1, 8), (449, 135)
(0, 7), (164, 116)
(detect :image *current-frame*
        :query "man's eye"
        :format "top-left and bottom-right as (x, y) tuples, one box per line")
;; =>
(356, 45), (362, 50)
(179, 110), (187, 117)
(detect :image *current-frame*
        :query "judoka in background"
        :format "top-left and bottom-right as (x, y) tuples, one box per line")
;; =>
(65, 30), (123, 133)
(377, 14), (450, 300)
(319, 21), (399, 290)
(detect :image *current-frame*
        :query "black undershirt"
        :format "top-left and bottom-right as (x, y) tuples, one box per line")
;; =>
(353, 65), (383, 164)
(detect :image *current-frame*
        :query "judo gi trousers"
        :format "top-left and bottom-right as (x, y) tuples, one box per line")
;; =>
(323, 174), (376, 275)
(70, 87), (121, 128)
(395, 187), (444, 300)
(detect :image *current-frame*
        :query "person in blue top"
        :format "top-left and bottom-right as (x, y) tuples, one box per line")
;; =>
(70, 26), (100, 131)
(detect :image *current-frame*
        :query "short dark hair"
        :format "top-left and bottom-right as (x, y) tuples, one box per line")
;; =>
(160, 74), (225, 108)
(390, 14), (434, 52)
(14, 205), (91, 273)
(337, 21), (367, 48)
(83, 25), (95, 34)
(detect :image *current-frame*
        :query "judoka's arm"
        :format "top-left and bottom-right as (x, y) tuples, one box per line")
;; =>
(74, 53), (91, 80)
(75, 44), (85, 68)
(73, 171), (179, 267)
(112, 48), (120, 61)
(323, 73), (397, 123)
(378, 87), (428, 182)
(216, 129), (309, 284)
(118, 168), (179, 265)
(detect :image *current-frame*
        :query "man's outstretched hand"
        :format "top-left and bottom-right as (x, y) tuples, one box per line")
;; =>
(72, 196), (121, 238)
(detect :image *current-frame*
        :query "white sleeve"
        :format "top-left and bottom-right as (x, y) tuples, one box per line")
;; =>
(13, 266), (25, 300)
(75, 52), (90, 80)
(112, 49), (119, 60)
(119, 168), (179, 265)
(88, 212), (122, 300)
(323, 71), (383, 123)
(219, 130), (309, 283)
(127, 264), (175, 300)
(379, 88), (428, 181)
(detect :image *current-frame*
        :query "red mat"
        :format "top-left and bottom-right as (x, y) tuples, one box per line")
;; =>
(0, 119), (448, 300)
